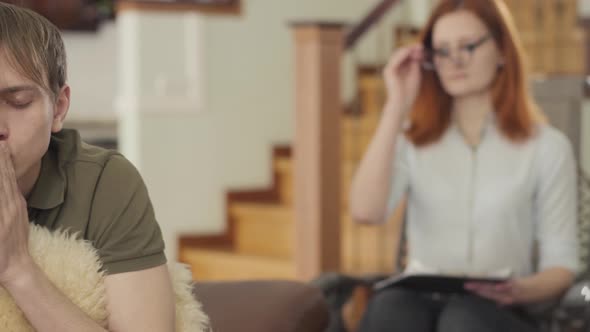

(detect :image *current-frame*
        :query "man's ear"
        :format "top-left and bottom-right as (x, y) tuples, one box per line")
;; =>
(51, 85), (70, 133)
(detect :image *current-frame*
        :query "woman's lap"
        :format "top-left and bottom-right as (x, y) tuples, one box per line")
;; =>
(357, 288), (442, 332)
(436, 294), (538, 332)
(357, 288), (538, 332)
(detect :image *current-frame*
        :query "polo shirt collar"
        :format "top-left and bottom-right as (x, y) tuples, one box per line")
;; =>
(26, 147), (66, 210)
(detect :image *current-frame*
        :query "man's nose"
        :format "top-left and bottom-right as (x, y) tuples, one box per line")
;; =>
(0, 128), (8, 141)
(0, 111), (8, 141)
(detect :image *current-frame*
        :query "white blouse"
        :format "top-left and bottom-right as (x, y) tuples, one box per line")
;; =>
(388, 117), (579, 278)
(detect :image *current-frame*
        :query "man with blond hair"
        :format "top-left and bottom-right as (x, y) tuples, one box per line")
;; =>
(0, 3), (175, 331)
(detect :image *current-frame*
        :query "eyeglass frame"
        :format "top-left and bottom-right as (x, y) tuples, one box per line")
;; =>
(421, 33), (493, 71)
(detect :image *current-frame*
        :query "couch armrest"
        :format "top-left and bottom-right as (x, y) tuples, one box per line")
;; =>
(192, 280), (329, 332)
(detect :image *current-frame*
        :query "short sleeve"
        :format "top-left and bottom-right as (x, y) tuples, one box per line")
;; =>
(386, 135), (411, 217)
(534, 128), (579, 274)
(87, 155), (166, 275)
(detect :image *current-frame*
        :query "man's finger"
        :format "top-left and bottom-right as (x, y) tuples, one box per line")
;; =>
(0, 142), (11, 190)
(0, 142), (19, 197)
(0, 143), (11, 218)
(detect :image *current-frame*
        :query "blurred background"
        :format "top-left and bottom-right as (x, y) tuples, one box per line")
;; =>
(5, 0), (589, 285)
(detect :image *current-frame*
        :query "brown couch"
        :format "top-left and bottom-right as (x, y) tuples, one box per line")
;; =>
(193, 280), (330, 332)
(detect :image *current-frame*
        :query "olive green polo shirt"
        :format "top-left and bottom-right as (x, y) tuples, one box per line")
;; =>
(26, 129), (166, 275)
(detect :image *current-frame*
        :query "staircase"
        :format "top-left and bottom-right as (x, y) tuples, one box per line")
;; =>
(178, 68), (407, 281)
(176, 0), (402, 281)
(179, 146), (298, 281)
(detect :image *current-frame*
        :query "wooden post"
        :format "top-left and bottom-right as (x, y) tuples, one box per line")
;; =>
(292, 22), (345, 280)
(580, 12), (590, 96)
(586, 23), (590, 96)
(117, 0), (241, 15)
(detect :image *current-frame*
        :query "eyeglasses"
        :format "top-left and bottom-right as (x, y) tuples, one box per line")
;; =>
(422, 34), (492, 71)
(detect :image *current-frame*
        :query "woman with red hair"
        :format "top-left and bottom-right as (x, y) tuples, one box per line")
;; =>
(350, 0), (578, 331)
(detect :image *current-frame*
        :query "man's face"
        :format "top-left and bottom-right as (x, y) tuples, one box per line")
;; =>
(0, 49), (68, 184)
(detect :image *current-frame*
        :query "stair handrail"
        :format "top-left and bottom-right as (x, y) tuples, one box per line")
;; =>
(345, 0), (402, 50)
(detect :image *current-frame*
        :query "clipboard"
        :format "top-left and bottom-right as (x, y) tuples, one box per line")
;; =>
(373, 274), (508, 294)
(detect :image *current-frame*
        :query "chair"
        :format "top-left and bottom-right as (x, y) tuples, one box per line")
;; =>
(315, 166), (590, 332)
(549, 166), (590, 331)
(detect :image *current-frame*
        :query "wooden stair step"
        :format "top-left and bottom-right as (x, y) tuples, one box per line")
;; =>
(341, 112), (381, 133)
(230, 203), (293, 258)
(178, 64), (401, 281)
(358, 75), (386, 114)
(274, 157), (358, 207)
(341, 114), (379, 162)
(182, 248), (296, 281)
(275, 158), (357, 182)
(275, 158), (294, 205)
(342, 134), (372, 163)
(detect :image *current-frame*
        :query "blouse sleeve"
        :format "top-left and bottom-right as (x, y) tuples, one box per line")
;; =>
(534, 128), (579, 274)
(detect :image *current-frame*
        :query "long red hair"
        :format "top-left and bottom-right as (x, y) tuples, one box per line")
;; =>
(406, 0), (545, 146)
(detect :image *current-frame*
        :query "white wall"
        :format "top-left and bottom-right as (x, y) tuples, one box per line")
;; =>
(62, 22), (117, 121)
(580, 0), (590, 17)
(202, 0), (417, 111)
(61, 0), (431, 123)
(58, 4), (426, 133)
(190, 0), (415, 224)
(114, 0), (423, 260)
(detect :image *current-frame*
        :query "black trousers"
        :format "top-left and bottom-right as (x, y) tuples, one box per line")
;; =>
(357, 288), (539, 332)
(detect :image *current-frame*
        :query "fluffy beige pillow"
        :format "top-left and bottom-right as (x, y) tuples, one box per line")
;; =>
(0, 225), (209, 331)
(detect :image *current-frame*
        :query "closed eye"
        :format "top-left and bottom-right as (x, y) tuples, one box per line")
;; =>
(11, 101), (33, 109)
(2, 99), (33, 110)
